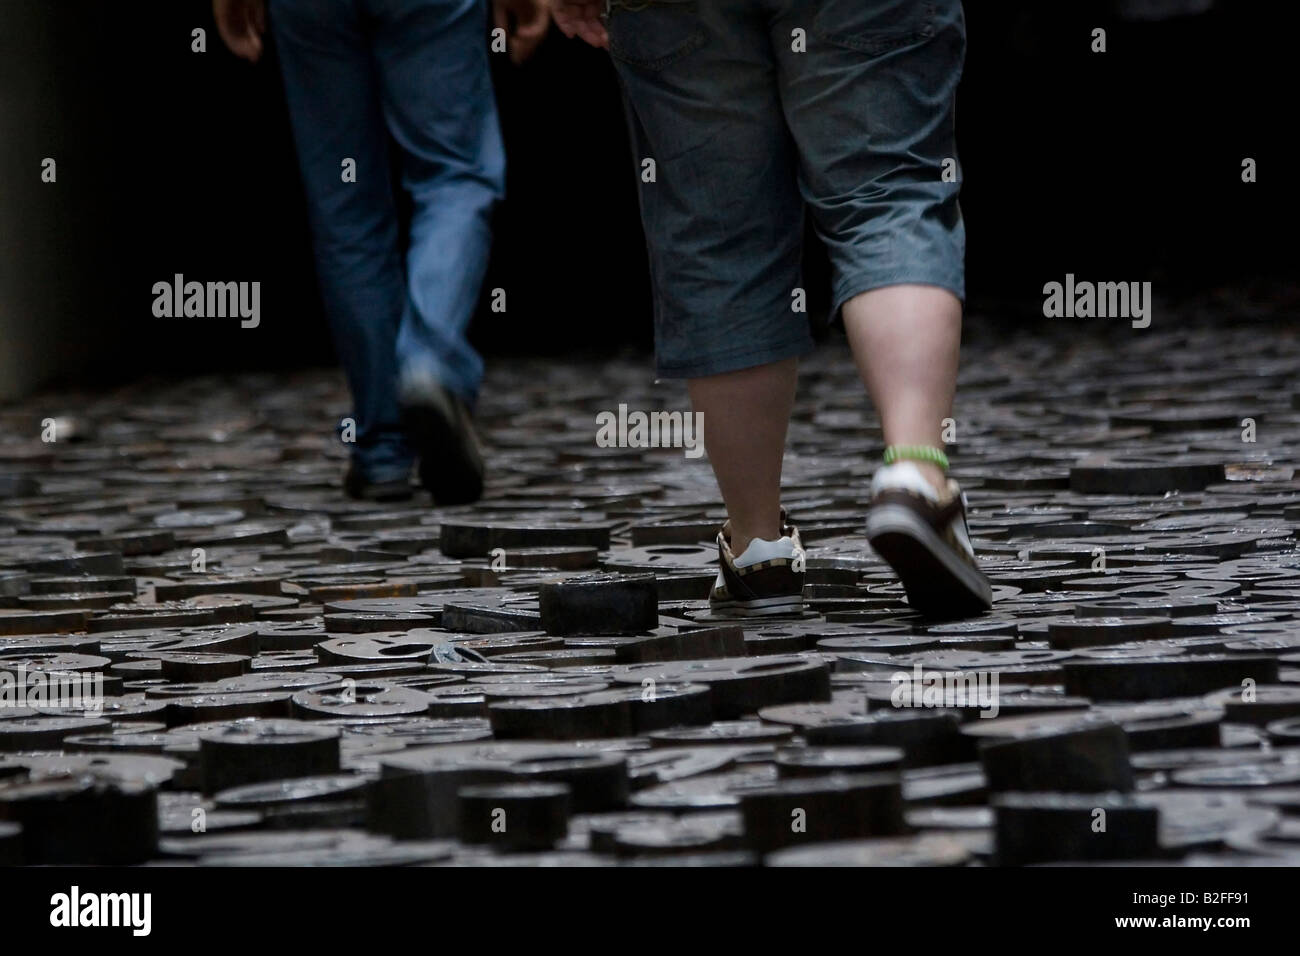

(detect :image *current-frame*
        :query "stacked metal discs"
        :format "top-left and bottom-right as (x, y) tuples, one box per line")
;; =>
(1, 320), (1300, 865)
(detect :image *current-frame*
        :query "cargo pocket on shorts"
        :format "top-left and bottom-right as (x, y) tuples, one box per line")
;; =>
(812, 0), (938, 55)
(607, 1), (706, 71)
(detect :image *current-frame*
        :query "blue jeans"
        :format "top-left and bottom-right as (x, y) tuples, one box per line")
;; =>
(271, 0), (504, 482)
(607, 0), (966, 379)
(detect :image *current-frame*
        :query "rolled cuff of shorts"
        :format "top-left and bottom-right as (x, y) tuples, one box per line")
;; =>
(654, 326), (817, 380)
(832, 269), (966, 321)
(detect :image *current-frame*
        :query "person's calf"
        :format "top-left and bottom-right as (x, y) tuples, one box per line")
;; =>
(686, 358), (797, 556)
(842, 284), (962, 500)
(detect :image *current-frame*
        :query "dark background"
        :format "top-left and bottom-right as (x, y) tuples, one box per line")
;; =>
(2, 0), (1294, 396)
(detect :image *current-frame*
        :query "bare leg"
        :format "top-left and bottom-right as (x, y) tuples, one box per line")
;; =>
(842, 285), (962, 495)
(687, 357), (798, 557)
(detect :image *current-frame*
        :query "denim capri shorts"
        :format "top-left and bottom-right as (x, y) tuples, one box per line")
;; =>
(607, 0), (967, 379)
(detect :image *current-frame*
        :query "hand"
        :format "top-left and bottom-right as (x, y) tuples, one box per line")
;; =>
(494, 0), (552, 64)
(213, 0), (267, 63)
(552, 0), (609, 49)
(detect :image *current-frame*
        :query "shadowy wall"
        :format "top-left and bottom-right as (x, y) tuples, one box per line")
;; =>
(1, 0), (1294, 399)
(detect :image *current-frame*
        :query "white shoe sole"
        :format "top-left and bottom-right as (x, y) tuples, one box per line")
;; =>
(708, 594), (805, 618)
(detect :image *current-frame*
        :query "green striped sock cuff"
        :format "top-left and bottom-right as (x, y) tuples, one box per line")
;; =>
(883, 445), (949, 471)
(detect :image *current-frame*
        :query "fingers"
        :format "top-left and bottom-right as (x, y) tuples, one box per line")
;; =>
(213, 0), (243, 54)
(553, 2), (608, 49)
(579, 19), (609, 49)
(510, 4), (551, 63)
(242, 29), (264, 63)
(241, 0), (266, 62)
(230, 15), (264, 63)
(213, 0), (265, 63)
(551, 4), (579, 38)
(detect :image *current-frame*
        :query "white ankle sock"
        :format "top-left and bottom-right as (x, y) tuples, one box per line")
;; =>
(734, 535), (796, 568)
(872, 461), (944, 501)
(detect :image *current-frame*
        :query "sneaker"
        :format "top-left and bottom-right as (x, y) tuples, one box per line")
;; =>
(866, 461), (992, 619)
(709, 513), (806, 617)
(343, 465), (413, 503)
(400, 383), (485, 506)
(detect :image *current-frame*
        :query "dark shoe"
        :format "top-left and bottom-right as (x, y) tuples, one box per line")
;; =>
(344, 466), (414, 503)
(709, 512), (806, 617)
(866, 462), (992, 619)
(401, 385), (485, 506)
